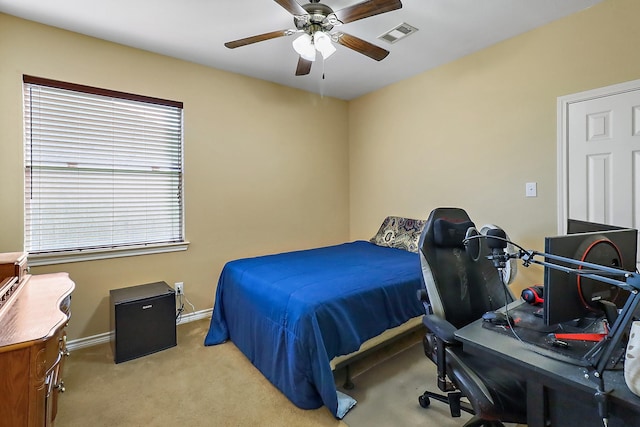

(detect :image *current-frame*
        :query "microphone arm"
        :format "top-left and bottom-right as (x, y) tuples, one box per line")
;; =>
(520, 249), (639, 292)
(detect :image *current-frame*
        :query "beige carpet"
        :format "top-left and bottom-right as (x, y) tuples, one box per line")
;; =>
(342, 340), (474, 426)
(56, 318), (520, 426)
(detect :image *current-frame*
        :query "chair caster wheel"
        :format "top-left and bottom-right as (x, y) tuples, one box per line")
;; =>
(419, 394), (431, 408)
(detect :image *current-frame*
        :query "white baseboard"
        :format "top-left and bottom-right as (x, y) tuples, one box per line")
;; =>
(66, 307), (213, 352)
(176, 306), (213, 325)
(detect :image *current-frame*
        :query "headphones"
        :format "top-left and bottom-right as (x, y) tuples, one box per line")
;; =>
(521, 285), (544, 305)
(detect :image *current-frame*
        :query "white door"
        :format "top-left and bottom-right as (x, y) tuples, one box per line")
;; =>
(558, 80), (640, 267)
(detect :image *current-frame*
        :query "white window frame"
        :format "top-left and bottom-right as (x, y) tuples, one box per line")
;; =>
(23, 75), (188, 266)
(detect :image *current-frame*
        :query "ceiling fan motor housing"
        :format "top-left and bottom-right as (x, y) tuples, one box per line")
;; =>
(295, 2), (335, 32)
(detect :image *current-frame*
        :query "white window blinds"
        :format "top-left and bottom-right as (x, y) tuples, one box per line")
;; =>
(24, 76), (184, 256)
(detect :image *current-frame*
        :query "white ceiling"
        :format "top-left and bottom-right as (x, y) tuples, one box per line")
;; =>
(0, 0), (604, 100)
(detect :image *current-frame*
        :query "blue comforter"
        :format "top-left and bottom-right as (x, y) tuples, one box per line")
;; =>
(204, 241), (423, 418)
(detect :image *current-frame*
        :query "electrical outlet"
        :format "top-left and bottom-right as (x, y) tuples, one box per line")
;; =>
(175, 282), (184, 295)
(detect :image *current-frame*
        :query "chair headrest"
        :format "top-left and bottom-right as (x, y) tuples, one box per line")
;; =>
(432, 218), (475, 248)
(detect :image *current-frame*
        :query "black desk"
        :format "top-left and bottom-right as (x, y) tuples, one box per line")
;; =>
(455, 303), (640, 427)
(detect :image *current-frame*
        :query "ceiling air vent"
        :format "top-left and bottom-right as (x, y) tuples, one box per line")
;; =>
(378, 23), (418, 44)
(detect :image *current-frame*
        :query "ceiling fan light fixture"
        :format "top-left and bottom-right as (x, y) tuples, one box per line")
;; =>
(293, 33), (316, 61)
(313, 31), (336, 59)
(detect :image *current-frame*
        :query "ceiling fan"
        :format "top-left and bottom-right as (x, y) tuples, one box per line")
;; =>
(224, 0), (403, 76)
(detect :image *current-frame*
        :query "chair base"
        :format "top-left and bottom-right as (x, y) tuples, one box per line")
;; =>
(418, 390), (474, 417)
(418, 391), (506, 427)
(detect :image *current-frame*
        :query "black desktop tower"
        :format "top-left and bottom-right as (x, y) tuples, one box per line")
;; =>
(110, 281), (177, 364)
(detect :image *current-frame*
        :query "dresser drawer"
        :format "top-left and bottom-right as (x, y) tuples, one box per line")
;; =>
(36, 328), (65, 379)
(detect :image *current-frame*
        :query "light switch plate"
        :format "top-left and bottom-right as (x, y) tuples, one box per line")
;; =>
(526, 182), (537, 197)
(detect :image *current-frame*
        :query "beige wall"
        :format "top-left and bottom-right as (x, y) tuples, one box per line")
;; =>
(349, 0), (640, 292)
(0, 14), (350, 340)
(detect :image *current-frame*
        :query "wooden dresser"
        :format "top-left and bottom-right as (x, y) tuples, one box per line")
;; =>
(0, 253), (74, 427)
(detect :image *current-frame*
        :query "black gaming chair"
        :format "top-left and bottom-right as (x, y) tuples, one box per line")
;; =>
(416, 207), (527, 427)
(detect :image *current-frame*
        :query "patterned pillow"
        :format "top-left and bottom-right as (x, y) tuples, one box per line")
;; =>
(370, 216), (426, 253)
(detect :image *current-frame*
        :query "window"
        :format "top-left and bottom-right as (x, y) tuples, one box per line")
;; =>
(23, 76), (187, 265)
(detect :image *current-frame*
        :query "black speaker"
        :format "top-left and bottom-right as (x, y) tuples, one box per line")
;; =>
(110, 281), (176, 364)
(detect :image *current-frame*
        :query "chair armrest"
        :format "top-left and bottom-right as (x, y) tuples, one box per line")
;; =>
(422, 314), (458, 345)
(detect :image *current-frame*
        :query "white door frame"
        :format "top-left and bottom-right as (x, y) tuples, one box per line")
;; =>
(557, 78), (640, 233)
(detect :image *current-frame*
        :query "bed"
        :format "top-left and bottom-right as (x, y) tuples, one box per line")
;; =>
(204, 216), (425, 418)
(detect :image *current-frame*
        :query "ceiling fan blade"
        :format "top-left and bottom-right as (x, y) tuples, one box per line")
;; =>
(333, 0), (402, 25)
(225, 30), (292, 49)
(274, 0), (307, 16)
(335, 32), (389, 61)
(295, 57), (313, 76)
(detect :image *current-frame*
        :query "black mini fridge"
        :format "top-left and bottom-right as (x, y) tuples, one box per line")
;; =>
(110, 281), (176, 364)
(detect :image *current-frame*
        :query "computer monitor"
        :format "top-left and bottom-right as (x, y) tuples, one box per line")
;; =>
(567, 218), (626, 234)
(543, 227), (638, 326)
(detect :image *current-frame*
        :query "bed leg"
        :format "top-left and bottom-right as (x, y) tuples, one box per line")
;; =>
(343, 365), (355, 390)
